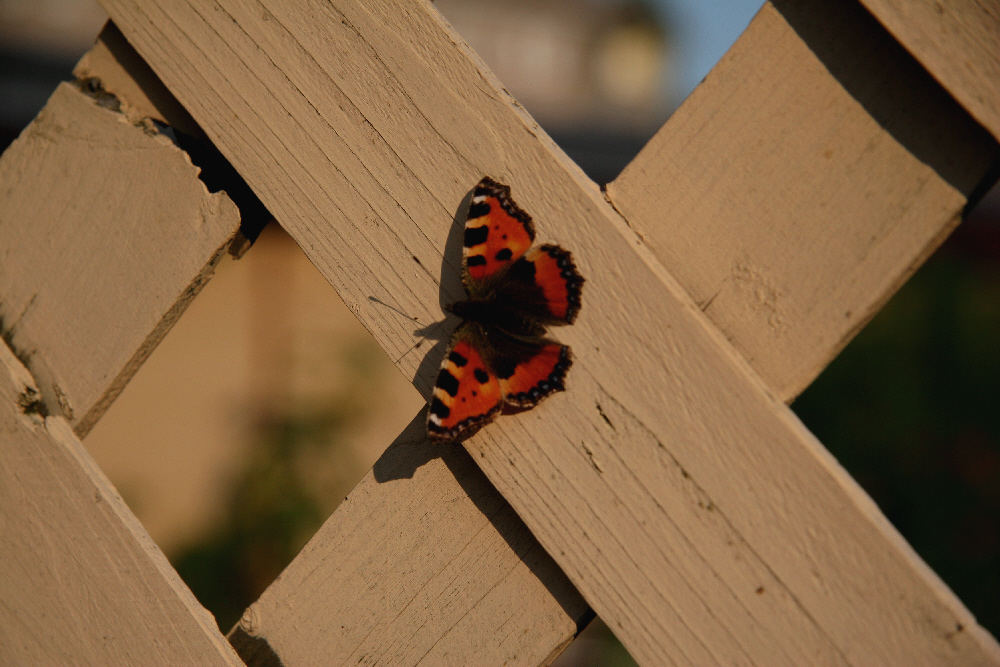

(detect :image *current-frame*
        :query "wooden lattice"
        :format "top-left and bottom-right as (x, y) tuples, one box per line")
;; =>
(2, 0), (998, 664)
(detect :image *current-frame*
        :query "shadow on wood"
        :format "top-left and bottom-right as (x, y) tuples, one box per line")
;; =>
(372, 410), (593, 629)
(773, 0), (996, 197)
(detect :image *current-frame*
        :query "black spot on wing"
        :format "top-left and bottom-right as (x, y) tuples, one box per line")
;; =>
(436, 369), (460, 397)
(493, 356), (517, 380)
(467, 201), (490, 219)
(464, 225), (489, 247)
(466, 255), (487, 267)
(474, 177), (536, 240)
(507, 256), (537, 282)
(448, 350), (468, 367)
(474, 368), (490, 384)
(495, 248), (513, 262)
(429, 397), (450, 418)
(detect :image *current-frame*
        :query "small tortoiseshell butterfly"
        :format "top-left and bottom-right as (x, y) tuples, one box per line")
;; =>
(427, 177), (584, 442)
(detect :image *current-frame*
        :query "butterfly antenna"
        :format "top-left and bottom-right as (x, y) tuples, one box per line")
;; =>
(368, 296), (421, 323)
(366, 296), (429, 363)
(394, 337), (426, 364)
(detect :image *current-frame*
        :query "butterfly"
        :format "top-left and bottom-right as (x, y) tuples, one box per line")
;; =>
(427, 177), (584, 442)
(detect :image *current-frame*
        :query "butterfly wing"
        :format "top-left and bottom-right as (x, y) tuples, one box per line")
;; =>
(429, 177), (581, 442)
(488, 327), (573, 408)
(427, 322), (504, 442)
(427, 323), (573, 442)
(462, 177), (535, 297)
(492, 244), (584, 325)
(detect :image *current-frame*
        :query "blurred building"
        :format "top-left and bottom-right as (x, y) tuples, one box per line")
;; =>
(0, 0), (106, 146)
(438, 0), (669, 124)
(1, 0), (674, 182)
(436, 0), (673, 182)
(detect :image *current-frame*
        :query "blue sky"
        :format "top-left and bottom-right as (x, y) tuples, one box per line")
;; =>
(651, 0), (765, 102)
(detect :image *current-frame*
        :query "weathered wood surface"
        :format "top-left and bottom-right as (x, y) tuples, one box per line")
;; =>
(0, 341), (241, 665)
(860, 0), (1000, 141)
(0, 67), (242, 661)
(0, 81), (239, 437)
(97, 0), (1000, 664)
(223, 3), (1000, 662)
(74, 22), (203, 138)
(607, 0), (996, 402)
(221, 0), (989, 664)
(230, 413), (588, 665)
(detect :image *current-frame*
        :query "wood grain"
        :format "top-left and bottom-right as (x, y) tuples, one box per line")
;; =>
(229, 413), (589, 665)
(859, 0), (1000, 141)
(0, 82), (239, 436)
(74, 23), (590, 664)
(74, 22), (204, 138)
(0, 68), (243, 661)
(0, 341), (241, 665)
(98, 0), (1000, 663)
(607, 0), (997, 403)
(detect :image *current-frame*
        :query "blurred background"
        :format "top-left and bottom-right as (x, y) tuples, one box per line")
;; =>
(1, 1), (997, 664)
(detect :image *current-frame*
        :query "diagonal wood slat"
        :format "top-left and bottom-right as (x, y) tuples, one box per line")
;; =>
(230, 414), (589, 665)
(225, 2), (1000, 661)
(0, 81), (241, 663)
(607, 0), (996, 403)
(0, 82), (239, 437)
(0, 342), (241, 665)
(859, 0), (1000, 142)
(98, 0), (1000, 663)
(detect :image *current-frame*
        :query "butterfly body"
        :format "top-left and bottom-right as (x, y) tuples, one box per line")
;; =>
(427, 177), (584, 442)
(447, 296), (537, 337)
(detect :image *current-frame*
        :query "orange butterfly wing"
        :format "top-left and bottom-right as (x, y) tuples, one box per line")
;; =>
(427, 177), (583, 443)
(427, 323), (572, 442)
(427, 325), (503, 442)
(462, 177), (535, 292)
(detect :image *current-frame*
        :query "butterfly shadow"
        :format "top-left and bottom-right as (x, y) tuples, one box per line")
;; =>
(371, 409), (439, 481)
(371, 410), (593, 629)
(376, 180), (539, 483)
(407, 184), (476, 396)
(368, 183), (478, 485)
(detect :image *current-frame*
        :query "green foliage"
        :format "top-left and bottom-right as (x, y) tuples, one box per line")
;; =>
(171, 406), (349, 631)
(170, 336), (377, 632)
(795, 250), (1000, 634)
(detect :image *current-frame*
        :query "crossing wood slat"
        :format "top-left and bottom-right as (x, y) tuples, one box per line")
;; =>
(229, 414), (589, 665)
(0, 82), (240, 437)
(0, 342), (240, 665)
(859, 0), (1000, 141)
(0, 68), (242, 661)
(98, 0), (1000, 664)
(0, 342), (241, 665)
(607, 0), (997, 403)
